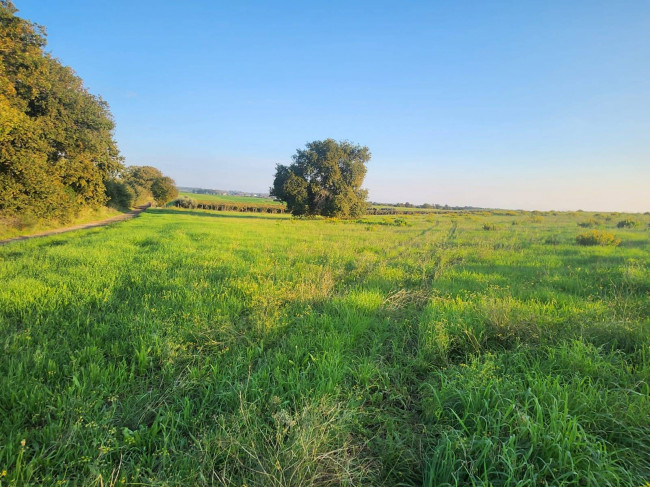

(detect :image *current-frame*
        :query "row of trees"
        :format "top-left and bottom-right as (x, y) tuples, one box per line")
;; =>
(0, 1), (176, 223)
(106, 166), (178, 209)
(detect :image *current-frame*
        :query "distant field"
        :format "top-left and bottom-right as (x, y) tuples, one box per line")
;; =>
(1, 209), (649, 485)
(179, 191), (284, 206)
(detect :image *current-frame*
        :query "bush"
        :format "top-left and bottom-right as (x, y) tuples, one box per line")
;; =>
(577, 219), (597, 228)
(172, 196), (197, 209)
(576, 230), (620, 247)
(393, 217), (409, 226)
(105, 180), (135, 209)
(616, 219), (640, 228)
(483, 223), (497, 231)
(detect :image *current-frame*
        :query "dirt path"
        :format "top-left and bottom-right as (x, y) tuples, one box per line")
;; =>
(0, 204), (151, 246)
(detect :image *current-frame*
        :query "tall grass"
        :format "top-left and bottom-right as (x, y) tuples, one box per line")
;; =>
(0, 208), (648, 485)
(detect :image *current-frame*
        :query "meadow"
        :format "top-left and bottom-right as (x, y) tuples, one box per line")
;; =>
(0, 208), (649, 486)
(178, 192), (283, 206)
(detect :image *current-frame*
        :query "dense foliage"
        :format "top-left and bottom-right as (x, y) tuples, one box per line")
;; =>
(576, 229), (621, 246)
(0, 1), (122, 222)
(106, 166), (178, 209)
(271, 139), (370, 218)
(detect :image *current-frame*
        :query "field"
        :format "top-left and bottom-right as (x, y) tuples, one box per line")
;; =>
(178, 192), (283, 206)
(1, 209), (649, 486)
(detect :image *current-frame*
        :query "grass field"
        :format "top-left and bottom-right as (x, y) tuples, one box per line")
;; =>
(1, 208), (649, 485)
(178, 192), (283, 206)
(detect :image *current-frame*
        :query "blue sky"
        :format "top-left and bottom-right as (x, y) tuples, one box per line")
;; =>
(15, 1), (650, 211)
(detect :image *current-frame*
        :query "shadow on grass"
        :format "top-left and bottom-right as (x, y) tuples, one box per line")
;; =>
(619, 238), (650, 249)
(151, 208), (290, 221)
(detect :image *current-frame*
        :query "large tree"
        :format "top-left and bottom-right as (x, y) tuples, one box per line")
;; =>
(0, 1), (122, 221)
(150, 176), (178, 205)
(270, 139), (370, 218)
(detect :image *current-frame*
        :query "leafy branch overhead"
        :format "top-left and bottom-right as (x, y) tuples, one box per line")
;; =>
(270, 139), (370, 218)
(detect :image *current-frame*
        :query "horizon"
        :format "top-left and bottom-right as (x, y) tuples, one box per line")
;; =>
(13, 0), (650, 212)
(177, 186), (648, 214)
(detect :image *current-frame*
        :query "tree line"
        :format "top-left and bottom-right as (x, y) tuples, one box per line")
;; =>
(172, 196), (286, 214)
(0, 1), (175, 226)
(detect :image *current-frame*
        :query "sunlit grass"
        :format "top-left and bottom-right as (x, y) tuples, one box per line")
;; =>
(0, 208), (648, 485)
(0, 206), (125, 240)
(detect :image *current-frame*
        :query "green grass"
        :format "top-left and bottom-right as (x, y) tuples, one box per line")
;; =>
(179, 191), (283, 206)
(1, 208), (649, 485)
(0, 206), (125, 240)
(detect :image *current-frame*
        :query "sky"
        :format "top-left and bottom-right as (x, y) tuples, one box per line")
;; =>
(13, 0), (650, 211)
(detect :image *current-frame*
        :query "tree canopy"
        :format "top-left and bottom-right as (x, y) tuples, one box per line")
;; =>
(0, 3), (179, 223)
(0, 1), (122, 221)
(270, 139), (370, 218)
(106, 166), (178, 209)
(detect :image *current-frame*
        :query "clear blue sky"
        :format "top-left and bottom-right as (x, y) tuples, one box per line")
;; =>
(15, 1), (650, 211)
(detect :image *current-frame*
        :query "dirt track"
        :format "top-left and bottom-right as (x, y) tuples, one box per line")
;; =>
(0, 204), (151, 246)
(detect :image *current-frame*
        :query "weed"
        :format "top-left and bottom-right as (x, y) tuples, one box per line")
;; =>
(617, 219), (640, 228)
(576, 230), (621, 246)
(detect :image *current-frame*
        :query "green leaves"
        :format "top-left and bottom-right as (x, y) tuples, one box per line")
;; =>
(151, 176), (179, 205)
(270, 139), (371, 218)
(0, 5), (122, 221)
(115, 166), (178, 207)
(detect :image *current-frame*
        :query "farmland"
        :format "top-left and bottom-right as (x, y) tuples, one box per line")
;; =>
(178, 192), (284, 206)
(1, 209), (649, 486)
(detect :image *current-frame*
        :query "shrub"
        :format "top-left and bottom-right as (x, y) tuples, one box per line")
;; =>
(576, 230), (620, 247)
(172, 196), (197, 209)
(105, 180), (135, 209)
(483, 223), (497, 231)
(577, 219), (597, 228)
(616, 219), (640, 228)
(393, 217), (409, 226)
